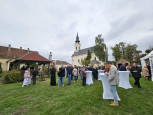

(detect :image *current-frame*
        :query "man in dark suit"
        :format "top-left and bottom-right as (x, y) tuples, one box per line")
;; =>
(147, 64), (151, 80)
(66, 65), (72, 85)
(130, 63), (141, 88)
(32, 68), (38, 85)
(119, 63), (127, 71)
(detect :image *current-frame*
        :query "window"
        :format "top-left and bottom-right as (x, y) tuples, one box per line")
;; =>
(78, 59), (80, 62)
(95, 57), (96, 60)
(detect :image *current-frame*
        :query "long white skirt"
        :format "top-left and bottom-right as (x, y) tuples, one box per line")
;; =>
(23, 78), (31, 86)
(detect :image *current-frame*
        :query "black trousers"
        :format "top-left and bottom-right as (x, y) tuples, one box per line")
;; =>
(134, 77), (140, 87)
(33, 76), (36, 85)
(148, 75), (151, 80)
(82, 77), (86, 86)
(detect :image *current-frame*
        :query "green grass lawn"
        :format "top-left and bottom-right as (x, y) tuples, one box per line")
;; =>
(0, 76), (153, 115)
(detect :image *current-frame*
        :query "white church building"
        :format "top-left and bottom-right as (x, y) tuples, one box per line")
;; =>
(72, 33), (104, 66)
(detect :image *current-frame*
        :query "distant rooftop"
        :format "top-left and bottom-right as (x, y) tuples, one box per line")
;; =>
(0, 45), (36, 59)
(53, 60), (70, 65)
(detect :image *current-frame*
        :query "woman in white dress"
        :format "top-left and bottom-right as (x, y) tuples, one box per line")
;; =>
(22, 68), (31, 87)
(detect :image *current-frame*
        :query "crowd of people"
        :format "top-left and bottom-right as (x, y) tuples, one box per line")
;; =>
(22, 61), (152, 106)
(50, 64), (99, 87)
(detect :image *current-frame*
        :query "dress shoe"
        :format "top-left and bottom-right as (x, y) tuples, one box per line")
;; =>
(110, 103), (119, 106)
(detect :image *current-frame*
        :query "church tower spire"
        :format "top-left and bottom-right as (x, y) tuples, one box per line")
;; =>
(75, 32), (80, 43)
(75, 32), (81, 52)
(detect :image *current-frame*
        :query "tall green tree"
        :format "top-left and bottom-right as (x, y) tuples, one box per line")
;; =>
(111, 44), (122, 62)
(125, 44), (142, 63)
(94, 34), (107, 62)
(111, 42), (142, 63)
(119, 42), (126, 58)
(81, 50), (91, 66)
(145, 47), (153, 54)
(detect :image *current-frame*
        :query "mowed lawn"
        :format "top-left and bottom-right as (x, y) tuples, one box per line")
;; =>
(0, 76), (153, 115)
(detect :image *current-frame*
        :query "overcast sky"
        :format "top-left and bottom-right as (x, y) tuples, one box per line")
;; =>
(0, 0), (153, 63)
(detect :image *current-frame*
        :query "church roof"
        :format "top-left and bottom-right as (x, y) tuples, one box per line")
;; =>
(90, 60), (100, 64)
(72, 46), (94, 57)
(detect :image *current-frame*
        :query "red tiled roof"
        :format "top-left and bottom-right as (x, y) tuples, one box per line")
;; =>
(0, 46), (36, 59)
(19, 52), (50, 62)
(53, 60), (70, 65)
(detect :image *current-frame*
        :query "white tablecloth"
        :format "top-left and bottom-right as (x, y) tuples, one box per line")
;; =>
(100, 73), (121, 100)
(98, 70), (105, 80)
(86, 71), (93, 85)
(118, 71), (133, 89)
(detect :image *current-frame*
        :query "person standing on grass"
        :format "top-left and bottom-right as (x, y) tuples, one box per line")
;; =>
(92, 66), (98, 80)
(73, 66), (78, 82)
(130, 63), (141, 88)
(32, 68), (38, 85)
(147, 64), (151, 80)
(66, 64), (72, 85)
(107, 61), (119, 106)
(81, 67), (87, 86)
(79, 66), (83, 80)
(58, 65), (65, 87)
(50, 65), (57, 86)
(22, 68), (32, 87)
(70, 65), (74, 80)
(142, 65), (150, 80)
(119, 63), (127, 71)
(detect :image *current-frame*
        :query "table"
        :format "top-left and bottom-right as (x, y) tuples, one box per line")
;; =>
(100, 73), (121, 100)
(86, 71), (93, 85)
(98, 70), (105, 80)
(118, 71), (133, 89)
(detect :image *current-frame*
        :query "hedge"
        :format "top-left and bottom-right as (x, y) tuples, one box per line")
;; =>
(0, 62), (2, 78)
(1, 70), (23, 84)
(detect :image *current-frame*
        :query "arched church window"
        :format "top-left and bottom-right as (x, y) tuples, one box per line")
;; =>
(78, 59), (80, 62)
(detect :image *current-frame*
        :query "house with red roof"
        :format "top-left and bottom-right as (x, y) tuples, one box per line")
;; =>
(0, 44), (50, 71)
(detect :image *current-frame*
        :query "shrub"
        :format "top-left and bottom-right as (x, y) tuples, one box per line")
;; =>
(1, 70), (23, 84)
(39, 66), (49, 80)
(0, 62), (2, 78)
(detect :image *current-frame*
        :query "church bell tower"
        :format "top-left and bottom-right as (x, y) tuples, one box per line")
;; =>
(75, 32), (80, 52)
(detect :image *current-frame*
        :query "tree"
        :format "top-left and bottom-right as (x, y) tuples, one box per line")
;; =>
(81, 50), (91, 66)
(94, 34), (107, 62)
(134, 54), (146, 64)
(119, 42), (126, 59)
(111, 42), (142, 63)
(125, 44), (142, 63)
(145, 47), (153, 54)
(111, 44), (122, 62)
(81, 59), (90, 66)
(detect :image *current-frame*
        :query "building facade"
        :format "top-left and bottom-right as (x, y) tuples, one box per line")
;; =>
(52, 60), (70, 70)
(72, 33), (104, 66)
(0, 44), (50, 71)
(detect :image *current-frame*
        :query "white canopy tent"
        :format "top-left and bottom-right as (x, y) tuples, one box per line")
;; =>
(140, 51), (153, 81)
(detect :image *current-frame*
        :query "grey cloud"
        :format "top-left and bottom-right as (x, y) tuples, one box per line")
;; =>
(0, 0), (153, 63)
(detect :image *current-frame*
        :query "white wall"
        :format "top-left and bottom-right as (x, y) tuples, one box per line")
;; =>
(72, 53), (104, 66)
